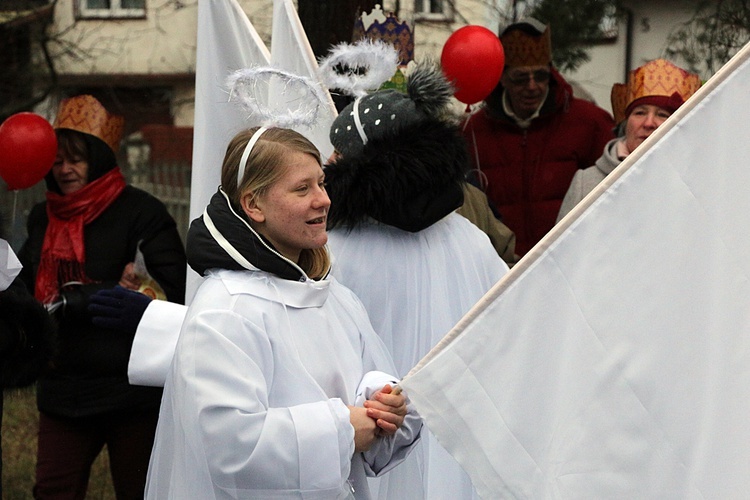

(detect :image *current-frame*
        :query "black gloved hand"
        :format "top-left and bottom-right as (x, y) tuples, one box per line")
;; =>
(88, 286), (152, 335)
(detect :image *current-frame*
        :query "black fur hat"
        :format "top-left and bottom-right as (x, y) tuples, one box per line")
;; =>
(325, 61), (468, 233)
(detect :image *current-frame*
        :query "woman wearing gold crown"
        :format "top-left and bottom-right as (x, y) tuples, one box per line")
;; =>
(17, 95), (187, 498)
(557, 60), (702, 221)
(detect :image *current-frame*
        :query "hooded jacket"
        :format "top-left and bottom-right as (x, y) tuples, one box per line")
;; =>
(557, 137), (623, 222)
(18, 130), (186, 418)
(463, 68), (615, 255)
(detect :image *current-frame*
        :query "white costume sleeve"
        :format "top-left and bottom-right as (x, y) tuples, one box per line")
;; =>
(127, 300), (187, 387)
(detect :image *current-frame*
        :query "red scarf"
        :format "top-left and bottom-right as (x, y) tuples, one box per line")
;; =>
(35, 168), (127, 304)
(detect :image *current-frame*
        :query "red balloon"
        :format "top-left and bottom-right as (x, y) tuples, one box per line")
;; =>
(441, 25), (505, 105)
(0, 112), (58, 190)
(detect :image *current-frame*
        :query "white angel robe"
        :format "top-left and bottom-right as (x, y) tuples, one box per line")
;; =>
(128, 300), (186, 387)
(328, 213), (508, 500)
(145, 268), (421, 499)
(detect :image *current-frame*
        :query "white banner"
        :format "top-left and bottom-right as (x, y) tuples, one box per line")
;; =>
(271, 0), (336, 159)
(188, 0), (271, 300)
(190, 0), (270, 224)
(401, 43), (750, 498)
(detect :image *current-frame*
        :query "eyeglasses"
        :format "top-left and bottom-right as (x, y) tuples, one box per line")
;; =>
(506, 69), (551, 86)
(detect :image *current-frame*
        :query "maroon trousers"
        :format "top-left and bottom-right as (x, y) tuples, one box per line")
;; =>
(33, 408), (159, 499)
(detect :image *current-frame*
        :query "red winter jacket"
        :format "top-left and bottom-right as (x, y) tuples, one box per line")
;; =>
(462, 69), (615, 256)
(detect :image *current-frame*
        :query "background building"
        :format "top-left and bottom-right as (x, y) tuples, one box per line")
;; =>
(0, 0), (736, 245)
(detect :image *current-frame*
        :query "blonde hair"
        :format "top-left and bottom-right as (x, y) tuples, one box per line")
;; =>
(221, 127), (330, 280)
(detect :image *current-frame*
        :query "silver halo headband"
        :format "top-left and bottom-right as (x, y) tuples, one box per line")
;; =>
(226, 66), (329, 130)
(237, 126), (268, 189)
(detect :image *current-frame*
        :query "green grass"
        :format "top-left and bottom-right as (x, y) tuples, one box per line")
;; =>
(2, 387), (115, 499)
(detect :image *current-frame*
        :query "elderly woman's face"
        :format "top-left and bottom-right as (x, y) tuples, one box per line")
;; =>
(52, 150), (89, 195)
(624, 104), (672, 154)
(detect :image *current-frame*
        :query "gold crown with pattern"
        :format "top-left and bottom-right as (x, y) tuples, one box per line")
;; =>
(53, 95), (125, 153)
(500, 20), (552, 68)
(610, 59), (701, 123)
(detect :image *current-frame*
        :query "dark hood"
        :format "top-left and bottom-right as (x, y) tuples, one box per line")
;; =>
(186, 189), (307, 282)
(324, 118), (467, 233)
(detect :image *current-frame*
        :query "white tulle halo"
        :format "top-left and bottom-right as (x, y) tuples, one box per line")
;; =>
(318, 39), (399, 98)
(226, 66), (330, 129)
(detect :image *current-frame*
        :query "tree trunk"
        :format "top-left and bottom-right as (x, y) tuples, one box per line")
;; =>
(297, 0), (379, 59)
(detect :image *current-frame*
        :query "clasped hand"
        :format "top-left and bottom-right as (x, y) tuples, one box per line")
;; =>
(364, 384), (407, 436)
(349, 384), (407, 452)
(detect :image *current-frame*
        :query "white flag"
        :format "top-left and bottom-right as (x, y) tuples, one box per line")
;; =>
(271, 0), (336, 159)
(401, 43), (750, 498)
(190, 0), (270, 224)
(187, 0), (271, 299)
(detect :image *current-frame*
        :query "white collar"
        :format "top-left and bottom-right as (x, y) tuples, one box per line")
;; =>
(209, 268), (331, 309)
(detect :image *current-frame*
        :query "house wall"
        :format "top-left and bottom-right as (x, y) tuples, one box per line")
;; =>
(47, 1), (712, 122)
(566, 0), (704, 112)
(48, 0), (199, 129)
(50, 0), (197, 75)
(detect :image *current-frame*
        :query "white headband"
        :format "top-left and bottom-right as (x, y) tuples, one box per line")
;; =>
(237, 126), (268, 189)
(352, 97), (368, 146)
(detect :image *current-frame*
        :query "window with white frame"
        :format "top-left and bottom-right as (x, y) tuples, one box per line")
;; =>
(414, 0), (453, 21)
(78, 0), (146, 19)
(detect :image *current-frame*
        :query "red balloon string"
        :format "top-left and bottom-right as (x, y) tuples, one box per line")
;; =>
(10, 189), (18, 246)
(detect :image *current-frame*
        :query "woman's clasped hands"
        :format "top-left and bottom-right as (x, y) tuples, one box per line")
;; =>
(349, 384), (407, 452)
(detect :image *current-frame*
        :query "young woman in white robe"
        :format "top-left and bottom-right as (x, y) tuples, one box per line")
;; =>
(144, 127), (421, 500)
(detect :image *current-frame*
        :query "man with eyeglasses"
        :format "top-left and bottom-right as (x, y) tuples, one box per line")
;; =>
(462, 18), (615, 256)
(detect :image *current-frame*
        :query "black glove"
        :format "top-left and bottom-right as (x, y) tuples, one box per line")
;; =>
(88, 286), (152, 335)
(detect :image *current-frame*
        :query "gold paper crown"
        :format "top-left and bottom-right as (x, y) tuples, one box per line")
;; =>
(53, 95), (125, 153)
(611, 59), (701, 123)
(500, 21), (552, 68)
(610, 83), (629, 124)
(352, 6), (414, 67)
